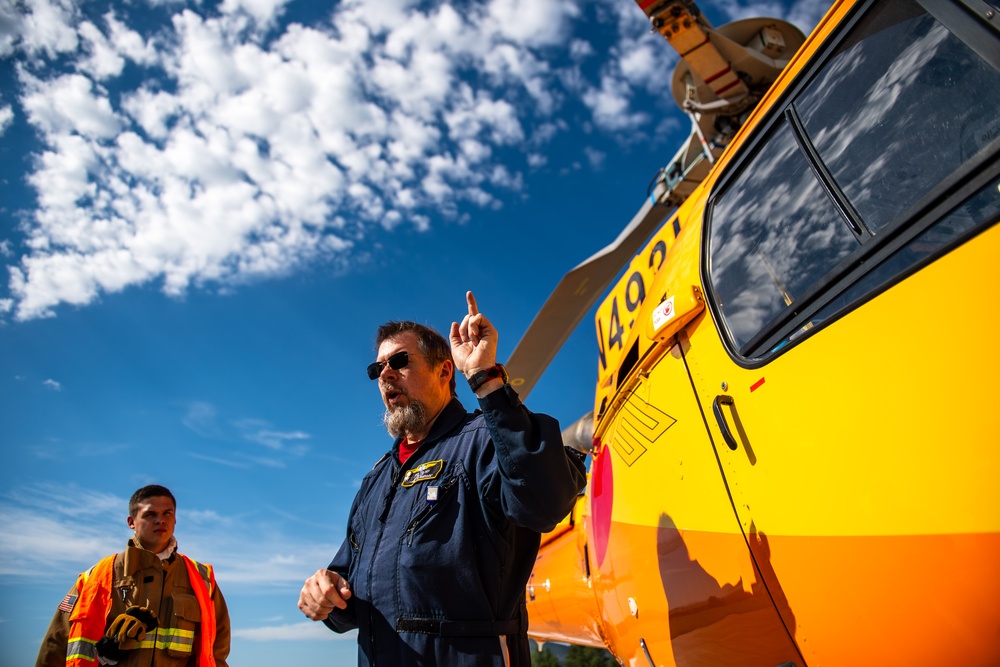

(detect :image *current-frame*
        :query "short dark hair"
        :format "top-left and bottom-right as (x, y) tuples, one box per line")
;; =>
(376, 321), (456, 396)
(129, 485), (176, 517)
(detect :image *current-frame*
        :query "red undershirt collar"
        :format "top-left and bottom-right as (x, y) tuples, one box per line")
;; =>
(399, 439), (422, 464)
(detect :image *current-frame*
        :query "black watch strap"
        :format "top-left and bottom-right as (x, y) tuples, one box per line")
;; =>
(467, 364), (508, 392)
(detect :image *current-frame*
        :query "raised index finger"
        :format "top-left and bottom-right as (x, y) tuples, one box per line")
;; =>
(466, 290), (479, 317)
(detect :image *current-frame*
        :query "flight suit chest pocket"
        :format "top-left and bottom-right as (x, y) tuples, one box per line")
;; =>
(163, 593), (201, 657)
(403, 470), (461, 547)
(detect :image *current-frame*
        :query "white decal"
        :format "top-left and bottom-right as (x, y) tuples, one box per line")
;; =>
(652, 296), (676, 331)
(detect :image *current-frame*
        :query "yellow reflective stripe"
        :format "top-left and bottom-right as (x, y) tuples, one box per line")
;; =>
(135, 627), (196, 652)
(66, 637), (98, 661)
(187, 557), (215, 597)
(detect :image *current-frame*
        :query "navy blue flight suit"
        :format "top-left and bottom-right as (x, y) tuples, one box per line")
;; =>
(323, 385), (587, 666)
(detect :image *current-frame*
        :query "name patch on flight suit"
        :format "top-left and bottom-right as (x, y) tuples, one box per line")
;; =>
(401, 460), (444, 487)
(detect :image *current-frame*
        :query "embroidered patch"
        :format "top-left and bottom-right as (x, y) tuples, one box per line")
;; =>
(401, 459), (444, 487)
(58, 594), (78, 613)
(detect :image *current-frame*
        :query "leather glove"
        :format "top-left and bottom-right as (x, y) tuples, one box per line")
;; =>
(106, 605), (159, 650)
(95, 636), (127, 664)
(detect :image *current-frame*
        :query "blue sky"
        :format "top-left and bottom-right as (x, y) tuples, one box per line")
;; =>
(0, 0), (829, 664)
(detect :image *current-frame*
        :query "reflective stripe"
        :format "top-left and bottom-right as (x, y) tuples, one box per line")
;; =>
(135, 627), (196, 653)
(67, 555), (116, 667)
(187, 558), (215, 597)
(66, 637), (98, 662)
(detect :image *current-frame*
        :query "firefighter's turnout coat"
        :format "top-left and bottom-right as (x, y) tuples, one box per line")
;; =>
(324, 386), (588, 666)
(36, 540), (230, 667)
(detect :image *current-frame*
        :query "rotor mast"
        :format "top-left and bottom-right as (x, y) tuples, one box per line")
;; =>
(505, 1), (804, 400)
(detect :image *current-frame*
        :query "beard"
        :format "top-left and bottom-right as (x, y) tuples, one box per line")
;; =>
(382, 395), (429, 439)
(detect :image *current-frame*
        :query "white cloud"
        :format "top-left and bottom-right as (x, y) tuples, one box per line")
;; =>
(5, 0), (600, 319)
(584, 147), (606, 170)
(17, 0), (79, 60)
(786, 0), (833, 35)
(219, 0), (293, 29)
(0, 482), (343, 586)
(0, 104), (13, 134)
(21, 71), (122, 139)
(4, 0), (801, 322)
(582, 73), (650, 132)
(235, 420), (311, 453)
(0, 1), (24, 58)
(182, 403), (313, 465)
(0, 483), (124, 576)
(75, 12), (159, 81)
(486, 0), (580, 47)
(77, 20), (126, 79)
(42, 378), (62, 391)
(234, 622), (357, 641)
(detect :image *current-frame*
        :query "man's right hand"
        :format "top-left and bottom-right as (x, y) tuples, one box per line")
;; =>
(298, 569), (352, 621)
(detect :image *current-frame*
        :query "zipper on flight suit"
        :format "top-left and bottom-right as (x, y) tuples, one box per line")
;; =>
(367, 459), (406, 665)
(405, 477), (457, 546)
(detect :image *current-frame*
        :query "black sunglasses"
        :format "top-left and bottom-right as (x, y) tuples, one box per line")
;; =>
(367, 351), (415, 380)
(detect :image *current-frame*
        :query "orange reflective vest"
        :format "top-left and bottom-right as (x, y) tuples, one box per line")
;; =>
(65, 553), (217, 666)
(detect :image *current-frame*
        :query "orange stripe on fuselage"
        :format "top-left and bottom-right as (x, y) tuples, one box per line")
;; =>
(757, 530), (1000, 667)
(595, 519), (1000, 667)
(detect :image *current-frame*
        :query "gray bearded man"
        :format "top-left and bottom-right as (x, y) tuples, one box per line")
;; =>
(299, 291), (587, 666)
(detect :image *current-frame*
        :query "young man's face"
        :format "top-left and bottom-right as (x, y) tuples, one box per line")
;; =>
(127, 496), (176, 554)
(376, 332), (452, 439)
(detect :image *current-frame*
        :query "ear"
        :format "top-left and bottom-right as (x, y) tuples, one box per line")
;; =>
(440, 359), (453, 384)
(127, 516), (136, 530)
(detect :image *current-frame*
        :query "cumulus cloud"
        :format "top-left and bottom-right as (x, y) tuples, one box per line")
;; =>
(1, 0), (826, 321)
(16, 0), (80, 60)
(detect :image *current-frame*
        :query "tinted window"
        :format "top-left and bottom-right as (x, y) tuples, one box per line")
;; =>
(708, 0), (1000, 357)
(709, 122), (858, 349)
(795, 2), (1000, 232)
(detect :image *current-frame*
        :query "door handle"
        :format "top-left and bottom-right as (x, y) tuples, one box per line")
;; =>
(713, 395), (739, 450)
(713, 395), (757, 464)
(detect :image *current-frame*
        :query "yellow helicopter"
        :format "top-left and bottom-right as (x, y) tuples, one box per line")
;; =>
(506, 0), (1000, 665)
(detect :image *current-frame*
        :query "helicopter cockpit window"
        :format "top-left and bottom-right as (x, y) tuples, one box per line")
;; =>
(707, 0), (1000, 359)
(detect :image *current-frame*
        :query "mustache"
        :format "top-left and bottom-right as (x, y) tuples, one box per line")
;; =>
(381, 382), (409, 409)
(381, 382), (406, 395)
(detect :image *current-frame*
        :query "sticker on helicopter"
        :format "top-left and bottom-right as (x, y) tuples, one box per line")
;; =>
(651, 296), (676, 331)
(401, 460), (444, 487)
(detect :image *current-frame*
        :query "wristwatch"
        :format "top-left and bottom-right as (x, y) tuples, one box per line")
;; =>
(467, 364), (509, 392)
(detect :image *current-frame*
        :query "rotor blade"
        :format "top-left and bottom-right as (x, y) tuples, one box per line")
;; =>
(506, 196), (674, 400)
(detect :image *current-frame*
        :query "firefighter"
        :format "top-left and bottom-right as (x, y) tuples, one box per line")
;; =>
(36, 484), (230, 666)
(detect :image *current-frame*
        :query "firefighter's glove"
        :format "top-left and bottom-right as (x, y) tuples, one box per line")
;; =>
(95, 636), (127, 664)
(107, 605), (159, 649)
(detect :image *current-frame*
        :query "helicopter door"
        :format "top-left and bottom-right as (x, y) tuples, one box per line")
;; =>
(682, 1), (1000, 664)
(589, 213), (805, 667)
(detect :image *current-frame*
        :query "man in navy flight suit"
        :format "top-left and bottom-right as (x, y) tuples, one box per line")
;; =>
(299, 291), (587, 666)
